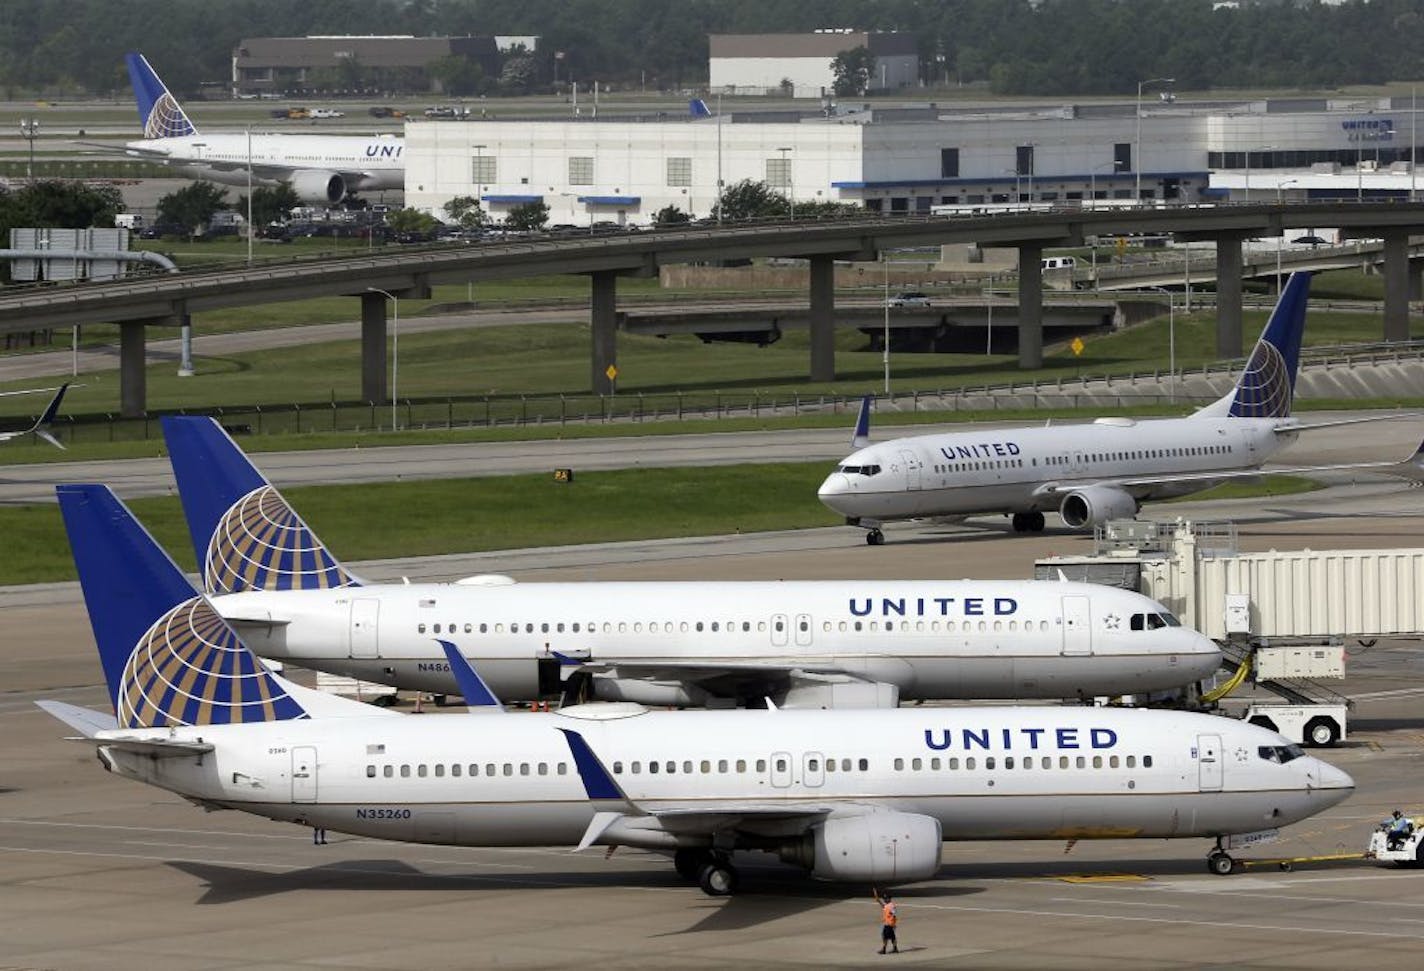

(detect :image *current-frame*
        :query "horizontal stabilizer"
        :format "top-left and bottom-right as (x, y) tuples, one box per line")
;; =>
(35, 700), (118, 737)
(574, 811), (627, 852)
(100, 737), (216, 759)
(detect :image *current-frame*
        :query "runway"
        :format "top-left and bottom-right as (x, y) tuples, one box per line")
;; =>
(4, 480), (1424, 967)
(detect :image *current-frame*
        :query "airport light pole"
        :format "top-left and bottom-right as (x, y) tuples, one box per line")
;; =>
(1089, 160), (1123, 210)
(882, 250), (891, 393)
(1134, 77), (1174, 201)
(777, 146), (794, 219)
(366, 288), (399, 431)
(1274, 178), (1297, 293)
(20, 117), (39, 182)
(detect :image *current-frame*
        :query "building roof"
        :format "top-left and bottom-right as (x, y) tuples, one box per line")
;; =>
(234, 36), (495, 69)
(709, 32), (917, 59)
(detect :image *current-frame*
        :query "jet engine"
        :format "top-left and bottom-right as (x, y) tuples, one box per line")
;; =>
(778, 811), (942, 882)
(289, 170), (347, 205)
(1059, 484), (1138, 529)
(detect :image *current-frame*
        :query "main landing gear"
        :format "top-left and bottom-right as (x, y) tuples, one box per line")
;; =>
(674, 848), (740, 896)
(866, 528), (886, 546)
(1011, 512), (1046, 533)
(1207, 837), (1237, 875)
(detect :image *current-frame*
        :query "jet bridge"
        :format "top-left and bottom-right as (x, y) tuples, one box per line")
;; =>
(1036, 520), (1424, 745)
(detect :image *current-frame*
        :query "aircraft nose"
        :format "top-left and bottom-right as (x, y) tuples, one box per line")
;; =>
(1314, 760), (1354, 795)
(818, 473), (852, 499)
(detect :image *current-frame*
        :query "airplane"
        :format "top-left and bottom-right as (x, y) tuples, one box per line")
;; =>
(161, 415), (1222, 707)
(118, 53), (403, 205)
(41, 484), (1354, 896)
(819, 272), (1422, 544)
(0, 383), (69, 449)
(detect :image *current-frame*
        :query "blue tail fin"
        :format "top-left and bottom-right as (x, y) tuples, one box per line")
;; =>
(1226, 271), (1311, 418)
(125, 52), (197, 139)
(56, 484), (308, 728)
(851, 395), (872, 448)
(689, 98), (712, 118)
(162, 416), (359, 594)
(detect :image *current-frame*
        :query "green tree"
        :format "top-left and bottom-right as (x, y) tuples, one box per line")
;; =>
(653, 204), (690, 227)
(717, 179), (787, 221)
(442, 194), (487, 229)
(831, 46), (875, 97)
(427, 55), (484, 96)
(236, 184), (300, 228)
(504, 200), (549, 232)
(387, 208), (439, 233)
(157, 181), (229, 235)
(498, 55), (536, 94)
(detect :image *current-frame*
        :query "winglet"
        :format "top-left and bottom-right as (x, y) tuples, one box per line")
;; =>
(437, 640), (505, 713)
(162, 416), (359, 594)
(851, 395), (872, 449)
(555, 728), (629, 801)
(30, 383), (69, 449)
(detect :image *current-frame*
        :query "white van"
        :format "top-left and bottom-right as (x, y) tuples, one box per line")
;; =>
(1041, 256), (1078, 271)
(114, 213), (144, 230)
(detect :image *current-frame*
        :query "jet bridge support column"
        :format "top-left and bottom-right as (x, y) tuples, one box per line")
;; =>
(1017, 244), (1043, 369)
(1214, 232), (1245, 358)
(359, 291), (388, 403)
(119, 320), (146, 418)
(809, 254), (836, 382)
(591, 270), (618, 395)
(1382, 230), (1410, 342)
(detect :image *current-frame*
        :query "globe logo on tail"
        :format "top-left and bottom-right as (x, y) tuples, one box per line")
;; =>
(119, 596), (307, 728)
(143, 92), (195, 139)
(205, 485), (356, 594)
(1228, 341), (1293, 418)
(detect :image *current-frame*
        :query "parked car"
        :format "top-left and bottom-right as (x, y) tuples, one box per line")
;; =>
(309, 107), (345, 119)
(886, 291), (932, 308)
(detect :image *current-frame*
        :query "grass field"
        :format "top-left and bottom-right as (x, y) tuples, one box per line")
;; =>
(0, 463), (1318, 586)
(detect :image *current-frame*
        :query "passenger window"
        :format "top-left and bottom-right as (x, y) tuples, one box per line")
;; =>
(911, 758), (922, 770)
(1076, 756), (1086, 769)
(572, 623), (580, 633)
(682, 761), (692, 774)
(558, 763), (568, 775)
(452, 764), (462, 777)
(774, 758), (786, 773)
(1041, 757), (1051, 769)
(468, 764), (478, 776)
(503, 763), (514, 776)
(366, 765), (376, 778)
(634, 622), (643, 633)
(538, 763), (548, 776)
(417, 623), (426, 634)
(743, 622), (751, 632)
(383, 765), (394, 777)
(417, 765), (428, 778)
(700, 760), (711, 773)
(986, 757), (996, 770)
(631, 762), (641, 774)
(809, 759), (820, 772)
(948, 758), (959, 770)
(717, 760), (727, 773)
(1110, 756), (1120, 768)
(400, 765), (411, 778)
(665, 761), (676, 774)
(485, 763), (495, 776)
(1005, 757), (1015, 769)
(736, 760), (747, 773)
(434, 764), (445, 778)
(480, 623), (488, 633)
(712, 622), (720, 632)
(696, 622), (704, 632)
(756, 759), (767, 773)
(1092, 756), (1103, 769)
(557, 623), (565, 633)
(858, 758), (869, 771)
(894, 758), (905, 771)
(464, 623), (473, 633)
(1144, 755), (1153, 768)
(966, 757), (976, 770)
(1126, 756), (1136, 768)
(930, 758), (940, 770)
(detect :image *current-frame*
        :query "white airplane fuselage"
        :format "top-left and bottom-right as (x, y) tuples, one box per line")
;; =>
(97, 705), (1353, 852)
(819, 415), (1297, 523)
(125, 132), (405, 193)
(218, 579), (1221, 701)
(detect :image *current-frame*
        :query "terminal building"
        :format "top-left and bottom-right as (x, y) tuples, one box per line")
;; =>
(708, 31), (920, 98)
(231, 35), (500, 95)
(403, 90), (1424, 226)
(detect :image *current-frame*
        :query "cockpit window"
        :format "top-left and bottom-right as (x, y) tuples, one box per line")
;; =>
(837, 464), (881, 477)
(1258, 744), (1305, 764)
(1130, 613), (1174, 631)
(1160, 612), (1181, 627)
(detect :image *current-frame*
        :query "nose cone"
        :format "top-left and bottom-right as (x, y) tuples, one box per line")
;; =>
(1177, 630), (1224, 679)
(1311, 759), (1355, 806)
(818, 473), (853, 511)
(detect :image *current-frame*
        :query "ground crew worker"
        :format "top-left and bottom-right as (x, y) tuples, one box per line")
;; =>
(1386, 810), (1413, 849)
(873, 887), (899, 954)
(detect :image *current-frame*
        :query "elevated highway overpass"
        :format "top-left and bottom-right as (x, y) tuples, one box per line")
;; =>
(2, 202), (1422, 415)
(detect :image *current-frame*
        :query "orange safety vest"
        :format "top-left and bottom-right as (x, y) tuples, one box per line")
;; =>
(882, 901), (897, 927)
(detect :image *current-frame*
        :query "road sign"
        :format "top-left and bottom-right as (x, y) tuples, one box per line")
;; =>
(1071, 337), (1085, 356)
(605, 364), (618, 381)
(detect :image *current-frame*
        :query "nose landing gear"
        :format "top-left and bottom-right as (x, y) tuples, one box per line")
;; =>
(1010, 511), (1046, 533)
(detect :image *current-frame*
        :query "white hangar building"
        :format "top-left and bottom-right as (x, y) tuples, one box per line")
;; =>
(403, 104), (1210, 226)
(708, 31), (920, 98)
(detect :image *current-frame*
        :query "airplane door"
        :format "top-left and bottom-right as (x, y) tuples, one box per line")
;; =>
(898, 449), (923, 490)
(1196, 734), (1223, 791)
(350, 598), (380, 659)
(770, 751), (793, 788)
(794, 613), (813, 648)
(803, 752), (825, 788)
(771, 614), (789, 648)
(1070, 451), (1088, 476)
(291, 746), (318, 803)
(1060, 596), (1092, 656)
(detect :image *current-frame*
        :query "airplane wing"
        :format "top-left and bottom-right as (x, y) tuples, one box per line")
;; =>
(1032, 439), (1424, 496)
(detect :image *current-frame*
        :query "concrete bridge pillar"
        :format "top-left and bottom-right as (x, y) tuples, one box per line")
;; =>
(591, 270), (618, 395)
(1017, 244), (1043, 368)
(119, 320), (146, 418)
(1408, 256), (1424, 303)
(1214, 233), (1245, 358)
(809, 255), (836, 382)
(360, 291), (388, 402)
(1382, 231), (1410, 342)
